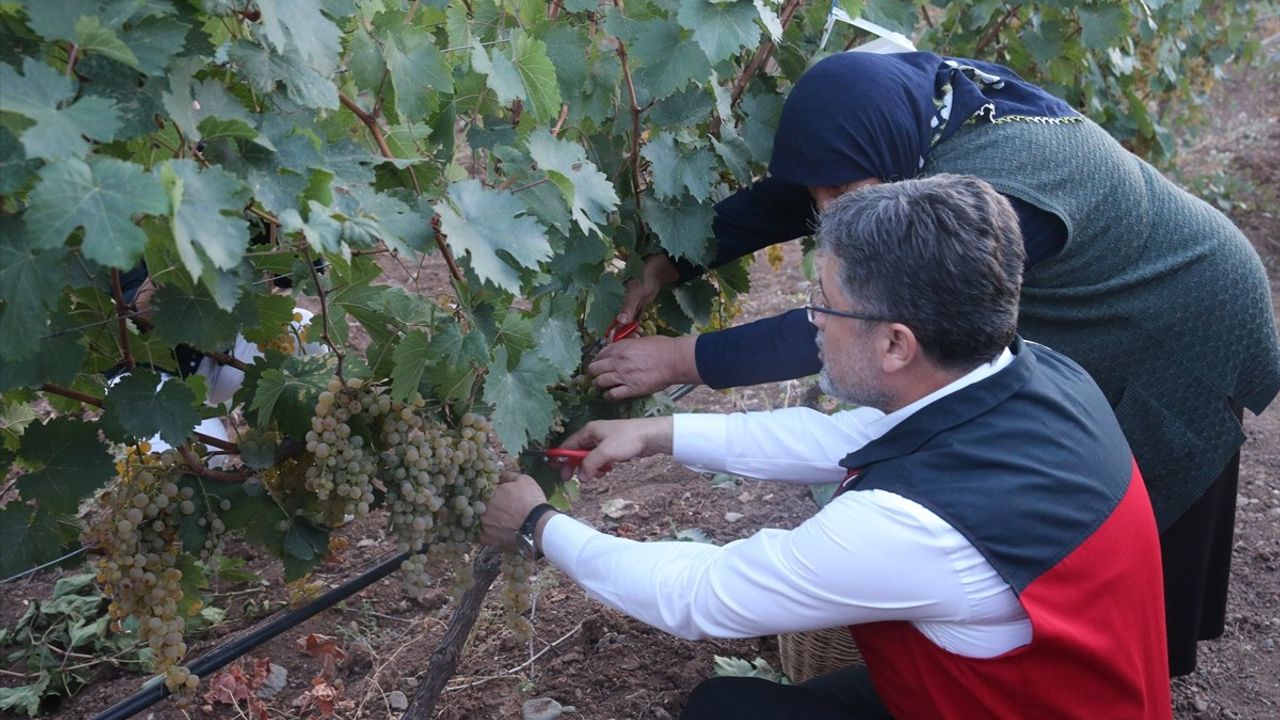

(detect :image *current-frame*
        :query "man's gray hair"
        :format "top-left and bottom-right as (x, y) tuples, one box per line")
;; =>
(817, 174), (1025, 371)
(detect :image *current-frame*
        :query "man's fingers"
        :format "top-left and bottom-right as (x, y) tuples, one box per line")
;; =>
(498, 470), (524, 484)
(603, 385), (638, 402)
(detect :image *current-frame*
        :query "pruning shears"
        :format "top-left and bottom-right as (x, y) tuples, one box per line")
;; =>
(587, 319), (641, 359)
(520, 447), (613, 473)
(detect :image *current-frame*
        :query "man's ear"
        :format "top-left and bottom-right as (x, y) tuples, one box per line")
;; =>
(880, 323), (917, 374)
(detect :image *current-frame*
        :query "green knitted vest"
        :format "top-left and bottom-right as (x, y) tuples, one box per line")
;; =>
(923, 118), (1280, 529)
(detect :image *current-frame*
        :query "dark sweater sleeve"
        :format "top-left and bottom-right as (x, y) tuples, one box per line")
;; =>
(673, 177), (818, 281)
(1008, 195), (1067, 268)
(695, 308), (821, 388)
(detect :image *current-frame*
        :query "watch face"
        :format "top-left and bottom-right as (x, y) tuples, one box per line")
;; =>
(518, 533), (536, 560)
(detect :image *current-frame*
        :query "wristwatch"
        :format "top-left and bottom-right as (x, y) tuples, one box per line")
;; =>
(517, 503), (557, 561)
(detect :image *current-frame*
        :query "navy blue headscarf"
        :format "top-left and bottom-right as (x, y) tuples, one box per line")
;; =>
(769, 52), (1079, 186)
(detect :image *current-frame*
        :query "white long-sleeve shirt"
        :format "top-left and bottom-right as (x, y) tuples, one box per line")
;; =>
(541, 349), (1033, 658)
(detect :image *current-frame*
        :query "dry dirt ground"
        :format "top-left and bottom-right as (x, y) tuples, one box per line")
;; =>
(5, 38), (1279, 720)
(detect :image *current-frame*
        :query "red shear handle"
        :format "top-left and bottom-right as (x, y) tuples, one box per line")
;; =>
(606, 320), (640, 343)
(545, 448), (613, 473)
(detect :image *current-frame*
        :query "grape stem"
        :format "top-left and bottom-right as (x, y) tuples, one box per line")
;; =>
(109, 269), (136, 372)
(178, 445), (246, 483)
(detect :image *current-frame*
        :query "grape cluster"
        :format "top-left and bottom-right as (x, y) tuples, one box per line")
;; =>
(500, 550), (536, 642)
(90, 444), (199, 696)
(304, 377), (377, 523)
(381, 407), (499, 601)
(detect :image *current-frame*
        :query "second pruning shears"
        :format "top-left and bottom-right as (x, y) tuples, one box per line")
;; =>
(587, 319), (640, 360)
(520, 447), (613, 474)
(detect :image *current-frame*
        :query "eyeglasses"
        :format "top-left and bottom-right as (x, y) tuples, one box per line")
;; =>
(805, 286), (895, 325)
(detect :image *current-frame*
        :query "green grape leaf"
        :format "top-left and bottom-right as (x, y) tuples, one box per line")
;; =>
(14, 417), (114, 517)
(483, 346), (558, 454)
(471, 38), (525, 106)
(257, 0), (343, 76)
(100, 369), (200, 447)
(1020, 18), (1069, 67)
(646, 196), (714, 264)
(525, 131), (619, 237)
(1078, 4), (1131, 50)
(25, 157), (166, 269)
(19, 0), (100, 41)
(625, 18), (712, 101)
(283, 520), (329, 562)
(73, 15), (138, 68)
(386, 27), (453, 122)
(0, 228), (64, 360)
(0, 127), (37, 194)
(280, 201), (344, 256)
(641, 131), (717, 201)
(227, 40), (338, 110)
(151, 285), (239, 349)
(435, 180), (551, 293)
(0, 58), (121, 160)
(239, 293), (299, 346)
(247, 353), (335, 437)
(532, 296), (581, 379)
(390, 330), (430, 402)
(511, 29), (561, 122)
(163, 57), (268, 144)
(120, 15), (190, 76)
(0, 505), (76, 579)
(423, 323), (487, 403)
(160, 159), (251, 282)
(677, 0), (761, 63)
(0, 332), (87, 391)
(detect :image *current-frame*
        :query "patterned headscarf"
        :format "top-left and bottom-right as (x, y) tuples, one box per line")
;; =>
(768, 51), (1080, 186)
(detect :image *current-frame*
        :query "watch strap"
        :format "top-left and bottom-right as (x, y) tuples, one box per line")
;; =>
(518, 503), (557, 557)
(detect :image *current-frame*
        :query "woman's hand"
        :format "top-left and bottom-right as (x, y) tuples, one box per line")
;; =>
(558, 417), (674, 480)
(617, 254), (680, 324)
(588, 334), (700, 401)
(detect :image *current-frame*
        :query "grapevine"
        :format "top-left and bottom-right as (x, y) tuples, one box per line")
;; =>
(0, 0), (1260, 714)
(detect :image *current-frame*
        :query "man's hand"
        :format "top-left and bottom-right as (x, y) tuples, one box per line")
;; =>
(559, 417), (674, 480)
(588, 334), (700, 400)
(617, 255), (680, 324)
(479, 472), (548, 549)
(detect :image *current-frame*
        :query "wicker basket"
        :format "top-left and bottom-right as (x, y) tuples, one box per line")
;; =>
(777, 627), (864, 684)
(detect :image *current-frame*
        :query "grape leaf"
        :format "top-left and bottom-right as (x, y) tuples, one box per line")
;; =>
(525, 131), (619, 237)
(0, 128), (37, 194)
(0, 225), (64, 360)
(532, 295), (582, 379)
(1078, 4), (1131, 50)
(0, 58), (121, 161)
(73, 15), (139, 68)
(151, 285), (239, 349)
(676, 0), (761, 63)
(511, 29), (561, 123)
(646, 196), (714, 264)
(0, 332), (87, 391)
(471, 38), (525, 106)
(423, 323), (487, 403)
(483, 347), (558, 454)
(247, 353), (335, 437)
(435, 180), (551, 293)
(17, 0), (98, 41)
(386, 27), (453, 122)
(25, 157), (167, 269)
(0, 504), (77, 579)
(390, 330), (430, 402)
(120, 15), (190, 76)
(101, 369), (201, 447)
(625, 18), (712, 101)
(161, 159), (251, 282)
(227, 40), (339, 110)
(280, 201), (344, 256)
(14, 417), (114, 517)
(257, 0), (343, 76)
(641, 131), (717, 201)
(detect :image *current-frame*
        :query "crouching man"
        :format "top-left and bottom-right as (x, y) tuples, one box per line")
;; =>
(481, 175), (1171, 719)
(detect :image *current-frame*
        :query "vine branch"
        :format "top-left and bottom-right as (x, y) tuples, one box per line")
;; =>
(402, 547), (503, 719)
(178, 445), (247, 483)
(975, 4), (1022, 55)
(729, 0), (804, 108)
(109, 269), (136, 372)
(38, 383), (239, 453)
(302, 248), (346, 383)
(615, 39), (645, 230)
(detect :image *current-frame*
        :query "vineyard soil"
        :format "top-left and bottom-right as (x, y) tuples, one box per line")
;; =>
(5, 39), (1280, 720)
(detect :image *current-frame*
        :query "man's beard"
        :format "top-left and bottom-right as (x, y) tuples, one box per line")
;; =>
(816, 331), (892, 411)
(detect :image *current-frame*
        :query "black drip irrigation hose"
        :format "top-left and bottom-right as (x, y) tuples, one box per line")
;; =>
(92, 550), (410, 720)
